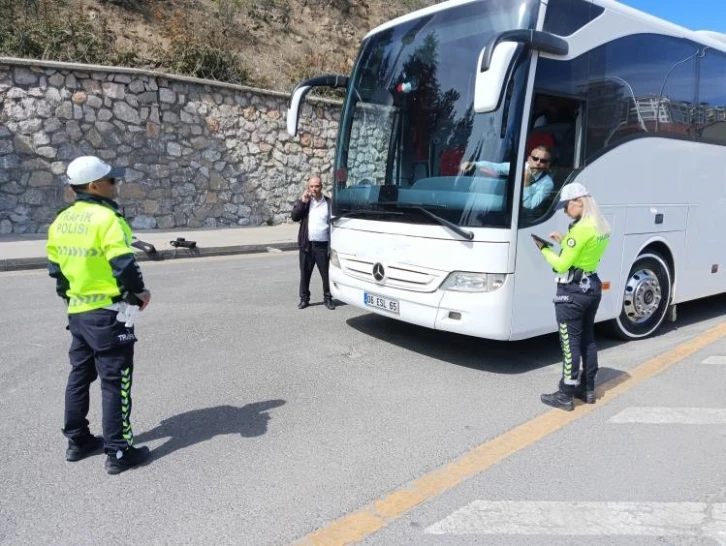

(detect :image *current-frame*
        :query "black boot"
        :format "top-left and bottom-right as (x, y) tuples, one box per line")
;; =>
(575, 384), (596, 404)
(66, 434), (104, 462)
(540, 390), (574, 411)
(324, 298), (335, 310)
(298, 299), (309, 309)
(105, 445), (151, 475)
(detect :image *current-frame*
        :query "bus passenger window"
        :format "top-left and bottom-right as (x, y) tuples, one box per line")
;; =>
(696, 49), (726, 146)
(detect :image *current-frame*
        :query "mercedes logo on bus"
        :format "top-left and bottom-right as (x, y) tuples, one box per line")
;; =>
(372, 263), (385, 282)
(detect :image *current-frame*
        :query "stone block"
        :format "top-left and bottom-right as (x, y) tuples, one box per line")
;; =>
(159, 88), (176, 103)
(44, 87), (62, 103)
(0, 193), (19, 210)
(121, 183), (147, 199)
(82, 79), (102, 93)
(157, 215), (175, 229)
(48, 73), (65, 87)
(13, 135), (34, 154)
(51, 161), (66, 175)
(86, 95), (103, 109)
(130, 215), (157, 230)
(18, 119), (43, 134)
(2, 181), (24, 194)
(129, 80), (145, 94)
(167, 142), (182, 157)
(28, 171), (54, 187)
(113, 102), (141, 124)
(36, 147), (57, 159)
(14, 69), (38, 85)
(102, 82), (125, 100)
(43, 117), (62, 133)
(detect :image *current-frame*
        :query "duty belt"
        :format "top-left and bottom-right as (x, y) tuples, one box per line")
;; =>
(554, 268), (596, 284)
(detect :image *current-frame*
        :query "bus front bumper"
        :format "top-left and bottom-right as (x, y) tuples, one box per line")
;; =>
(330, 266), (512, 340)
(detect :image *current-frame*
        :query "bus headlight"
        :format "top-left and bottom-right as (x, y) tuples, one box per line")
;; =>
(440, 272), (506, 292)
(330, 249), (340, 268)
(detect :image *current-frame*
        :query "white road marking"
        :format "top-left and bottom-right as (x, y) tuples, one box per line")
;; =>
(702, 356), (726, 365)
(425, 501), (726, 541)
(608, 407), (726, 424)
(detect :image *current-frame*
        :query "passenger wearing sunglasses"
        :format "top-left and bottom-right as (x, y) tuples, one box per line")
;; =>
(459, 145), (555, 210)
(47, 156), (152, 475)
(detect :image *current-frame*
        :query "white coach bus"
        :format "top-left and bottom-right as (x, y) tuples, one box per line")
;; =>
(287, 0), (726, 341)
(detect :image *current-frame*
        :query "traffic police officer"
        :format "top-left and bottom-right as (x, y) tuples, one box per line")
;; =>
(47, 156), (151, 474)
(533, 182), (611, 411)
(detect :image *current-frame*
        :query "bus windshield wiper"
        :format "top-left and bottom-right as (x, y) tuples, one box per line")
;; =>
(331, 209), (403, 224)
(377, 202), (475, 241)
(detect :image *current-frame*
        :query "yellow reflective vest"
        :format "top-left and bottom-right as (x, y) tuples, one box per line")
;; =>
(541, 217), (610, 274)
(47, 197), (136, 314)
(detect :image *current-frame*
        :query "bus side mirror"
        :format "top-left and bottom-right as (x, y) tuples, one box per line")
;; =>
(474, 42), (518, 113)
(474, 30), (569, 113)
(287, 74), (350, 136)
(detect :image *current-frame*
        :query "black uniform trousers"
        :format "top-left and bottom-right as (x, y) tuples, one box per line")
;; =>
(554, 275), (602, 396)
(299, 241), (331, 302)
(64, 308), (137, 454)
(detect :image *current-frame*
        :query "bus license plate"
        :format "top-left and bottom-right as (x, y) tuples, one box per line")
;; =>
(364, 293), (399, 314)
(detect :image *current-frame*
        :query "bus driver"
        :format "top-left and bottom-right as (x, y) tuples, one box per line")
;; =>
(460, 145), (555, 210)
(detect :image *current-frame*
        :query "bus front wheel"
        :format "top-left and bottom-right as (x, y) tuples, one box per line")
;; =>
(609, 253), (672, 340)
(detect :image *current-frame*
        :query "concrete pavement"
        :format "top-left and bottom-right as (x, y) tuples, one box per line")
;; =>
(0, 222), (299, 271)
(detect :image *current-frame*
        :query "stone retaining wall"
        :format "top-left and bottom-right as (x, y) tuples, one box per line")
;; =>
(0, 59), (341, 234)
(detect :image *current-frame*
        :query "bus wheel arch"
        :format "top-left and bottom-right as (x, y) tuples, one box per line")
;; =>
(608, 243), (674, 340)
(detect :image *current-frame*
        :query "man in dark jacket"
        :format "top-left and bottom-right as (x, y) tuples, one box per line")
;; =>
(291, 176), (335, 310)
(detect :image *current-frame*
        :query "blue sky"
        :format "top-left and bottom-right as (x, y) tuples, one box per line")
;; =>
(618, 0), (726, 32)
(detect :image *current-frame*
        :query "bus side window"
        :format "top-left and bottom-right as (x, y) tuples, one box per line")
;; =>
(518, 93), (583, 226)
(585, 34), (698, 160)
(543, 0), (604, 37)
(696, 49), (726, 146)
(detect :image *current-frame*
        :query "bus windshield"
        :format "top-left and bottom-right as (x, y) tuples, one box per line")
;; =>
(334, 0), (540, 229)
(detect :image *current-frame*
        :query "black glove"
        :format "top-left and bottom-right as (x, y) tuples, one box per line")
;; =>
(122, 291), (144, 307)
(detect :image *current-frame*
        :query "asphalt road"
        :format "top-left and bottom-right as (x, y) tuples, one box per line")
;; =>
(1, 253), (725, 545)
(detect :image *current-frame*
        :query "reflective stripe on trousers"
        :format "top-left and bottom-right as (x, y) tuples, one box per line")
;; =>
(553, 275), (602, 396)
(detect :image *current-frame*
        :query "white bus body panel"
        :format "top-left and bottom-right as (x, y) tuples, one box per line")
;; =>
(511, 137), (725, 339)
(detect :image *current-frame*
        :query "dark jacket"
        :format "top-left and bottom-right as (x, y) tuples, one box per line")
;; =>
(291, 195), (331, 249)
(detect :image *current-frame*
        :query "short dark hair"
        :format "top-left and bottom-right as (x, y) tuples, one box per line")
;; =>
(70, 183), (90, 194)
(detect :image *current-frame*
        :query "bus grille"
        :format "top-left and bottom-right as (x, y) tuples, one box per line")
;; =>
(339, 257), (444, 292)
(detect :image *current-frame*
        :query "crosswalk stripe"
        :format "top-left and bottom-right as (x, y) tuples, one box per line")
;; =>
(702, 356), (726, 364)
(609, 407), (726, 424)
(424, 501), (726, 538)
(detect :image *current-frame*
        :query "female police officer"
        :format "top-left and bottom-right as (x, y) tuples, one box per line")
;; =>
(533, 182), (611, 411)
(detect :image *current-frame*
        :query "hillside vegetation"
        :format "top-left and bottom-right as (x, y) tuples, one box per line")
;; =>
(0, 0), (438, 92)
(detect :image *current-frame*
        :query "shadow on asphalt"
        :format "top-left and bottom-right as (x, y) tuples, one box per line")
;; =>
(346, 294), (726, 376)
(303, 299), (348, 309)
(135, 400), (286, 460)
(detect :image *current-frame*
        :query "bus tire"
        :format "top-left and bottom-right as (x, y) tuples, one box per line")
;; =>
(608, 252), (672, 340)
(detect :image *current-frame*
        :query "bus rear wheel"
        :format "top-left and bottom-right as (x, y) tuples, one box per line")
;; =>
(610, 253), (672, 340)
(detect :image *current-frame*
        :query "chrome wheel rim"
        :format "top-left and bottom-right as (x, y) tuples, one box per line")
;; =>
(623, 268), (662, 324)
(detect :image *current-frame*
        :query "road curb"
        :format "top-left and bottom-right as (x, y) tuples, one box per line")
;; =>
(0, 241), (298, 272)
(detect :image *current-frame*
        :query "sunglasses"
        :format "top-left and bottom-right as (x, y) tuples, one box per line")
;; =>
(530, 155), (550, 165)
(100, 178), (117, 185)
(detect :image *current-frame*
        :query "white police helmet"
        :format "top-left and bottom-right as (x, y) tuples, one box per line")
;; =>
(556, 182), (590, 209)
(66, 156), (125, 186)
